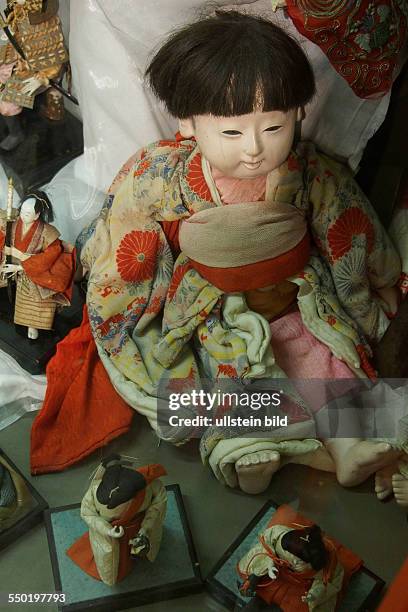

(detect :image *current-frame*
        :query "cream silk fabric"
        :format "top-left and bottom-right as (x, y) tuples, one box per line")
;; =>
(179, 200), (308, 267)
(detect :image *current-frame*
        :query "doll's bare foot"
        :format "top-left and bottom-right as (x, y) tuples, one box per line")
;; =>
(392, 474), (408, 508)
(375, 463), (398, 501)
(28, 327), (39, 340)
(325, 440), (400, 487)
(236, 451), (280, 494)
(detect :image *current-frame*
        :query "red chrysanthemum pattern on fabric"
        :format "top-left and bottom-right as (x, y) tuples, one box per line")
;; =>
(144, 294), (164, 315)
(134, 158), (152, 177)
(328, 207), (375, 261)
(167, 262), (192, 301)
(116, 230), (158, 282)
(217, 364), (238, 378)
(186, 153), (213, 202)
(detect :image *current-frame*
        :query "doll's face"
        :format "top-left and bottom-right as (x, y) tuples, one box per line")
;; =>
(179, 108), (299, 179)
(20, 198), (40, 224)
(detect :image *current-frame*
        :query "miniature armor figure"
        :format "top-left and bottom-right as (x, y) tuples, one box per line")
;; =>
(0, 0), (68, 149)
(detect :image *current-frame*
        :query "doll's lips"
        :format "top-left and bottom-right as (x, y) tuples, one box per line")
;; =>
(242, 160), (263, 170)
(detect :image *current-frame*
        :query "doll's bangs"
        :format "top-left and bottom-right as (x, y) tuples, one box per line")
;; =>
(146, 11), (315, 119)
(203, 33), (316, 116)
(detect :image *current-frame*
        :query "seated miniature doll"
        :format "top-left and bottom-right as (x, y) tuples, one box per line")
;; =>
(66, 454), (167, 587)
(0, 190), (75, 340)
(237, 505), (362, 611)
(31, 11), (406, 496)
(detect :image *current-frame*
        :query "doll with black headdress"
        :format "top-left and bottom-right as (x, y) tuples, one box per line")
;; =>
(237, 505), (362, 611)
(0, 189), (75, 339)
(66, 455), (167, 587)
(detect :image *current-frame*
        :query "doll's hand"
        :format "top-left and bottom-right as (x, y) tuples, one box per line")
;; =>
(108, 525), (124, 539)
(267, 563), (278, 580)
(1, 263), (23, 276)
(21, 76), (48, 96)
(129, 532), (150, 558)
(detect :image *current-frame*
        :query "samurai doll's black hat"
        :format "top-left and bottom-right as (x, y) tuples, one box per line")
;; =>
(96, 455), (147, 510)
(281, 525), (328, 571)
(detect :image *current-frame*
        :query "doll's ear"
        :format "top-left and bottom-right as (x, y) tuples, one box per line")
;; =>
(297, 107), (305, 122)
(178, 118), (195, 139)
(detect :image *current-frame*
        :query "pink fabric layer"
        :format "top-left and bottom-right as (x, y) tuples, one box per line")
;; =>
(270, 310), (356, 412)
(211, 166), (266, 204)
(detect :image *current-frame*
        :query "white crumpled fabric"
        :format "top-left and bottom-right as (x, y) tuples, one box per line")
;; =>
(0, 348), (46, 430)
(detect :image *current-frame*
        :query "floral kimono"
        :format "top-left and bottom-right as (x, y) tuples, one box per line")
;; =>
(30, 137), (401, 478)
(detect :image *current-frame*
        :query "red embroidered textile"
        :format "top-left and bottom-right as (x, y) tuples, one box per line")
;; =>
(286, 0), (407, 98)
(30, 307), (133, 474)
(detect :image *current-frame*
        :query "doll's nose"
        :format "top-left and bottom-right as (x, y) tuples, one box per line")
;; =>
(243, 133), (263, 158)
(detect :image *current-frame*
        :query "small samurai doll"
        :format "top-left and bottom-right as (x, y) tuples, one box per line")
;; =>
(66, 455), (167, 586)
(237, 505), (362, 611)
(0, 189), (75, 340)
(0, 0), (69, 149)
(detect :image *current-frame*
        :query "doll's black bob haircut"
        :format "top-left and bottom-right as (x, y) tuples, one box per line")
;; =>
(145, 10), (315, 119)
(19, 190), (54, 224)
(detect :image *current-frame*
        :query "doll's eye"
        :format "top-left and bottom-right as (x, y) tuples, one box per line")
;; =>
(264, 126), (282, 132)
(222, 130), (242, 136)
